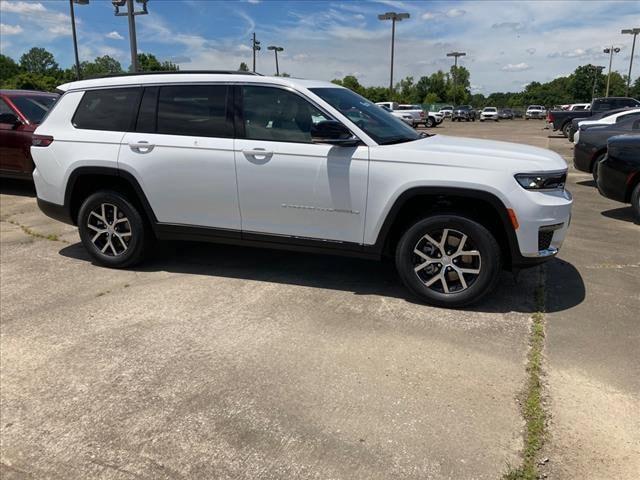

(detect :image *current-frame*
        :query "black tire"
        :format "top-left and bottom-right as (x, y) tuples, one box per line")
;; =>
(472, 117), (476, 122)
(78, 190), (150, 268)
(426, 117), (435, 128)
(631, 183), (640, 223)
(592, 153), (606, 183)
(395, 215), (502, 308)
(561, 122), (571, 138)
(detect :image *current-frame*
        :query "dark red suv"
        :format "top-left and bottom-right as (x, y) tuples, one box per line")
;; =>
(0, 89), (59, 179)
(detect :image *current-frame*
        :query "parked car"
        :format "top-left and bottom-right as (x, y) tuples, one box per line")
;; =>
(596, 135), (640, 221)
(397, 104), (443, 128)
(513, 109), (524, 119)
(567, 106), (637, 142)
(480, 107), (499, 122)
(547, 97), (640, 137)
(573, 115), (640, 181)
(378, 105), (414, 125)
(31, 72), (573, 307)
(568, 103), (590, 111)
(439, 105), (453, 118)
(573, 108), (640, 145)
(525, 105), (546, 120)
(451, 105), (476, 121)
(376, 101), (422, 127)
(498, 108), (514, 120)
(0, 89), (59, 179)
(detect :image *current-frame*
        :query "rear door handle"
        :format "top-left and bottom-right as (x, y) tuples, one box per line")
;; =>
(129, 141), (155, 153)
(242, 148), (273, 159)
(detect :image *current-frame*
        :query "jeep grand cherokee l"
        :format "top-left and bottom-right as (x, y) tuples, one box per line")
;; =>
(31, 72), (572, 307)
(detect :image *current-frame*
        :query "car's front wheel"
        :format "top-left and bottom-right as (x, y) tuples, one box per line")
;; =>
(426, 117), (435, 128)
(78, 190), (150, 268)
(395, 215), (502, 307)
(631, 183), (640, 222)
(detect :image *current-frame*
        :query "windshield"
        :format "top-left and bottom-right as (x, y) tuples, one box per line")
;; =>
(484, 108), (497, 112)
(9, 95), (58, 123)
(528, 105), (543, 110)
(455, 105), (471, 110)
(310, 87), (420, 145)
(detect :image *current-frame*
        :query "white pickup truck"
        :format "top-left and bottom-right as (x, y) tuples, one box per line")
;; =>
(376, 102), (443, 128)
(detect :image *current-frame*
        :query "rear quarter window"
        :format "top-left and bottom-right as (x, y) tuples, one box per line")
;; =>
(72, 87), (141, 131)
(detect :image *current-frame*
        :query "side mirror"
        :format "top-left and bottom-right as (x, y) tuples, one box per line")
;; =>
(311, 120), (360, 147)
(0, 112), (21, 129)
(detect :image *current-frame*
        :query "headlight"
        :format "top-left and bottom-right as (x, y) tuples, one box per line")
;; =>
(515, 171), (567, 190)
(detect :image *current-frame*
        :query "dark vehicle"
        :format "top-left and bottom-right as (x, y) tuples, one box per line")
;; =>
(451, 105), (476, 122)
(512, 109), (523, 118)
(567, 107), (637, 142)
(0, 90), (58, 179)
(498, 108), (514, 120)
(547, 97), (640, 138)
(574, 115), (640, 181)
(596, 135), (640, 221)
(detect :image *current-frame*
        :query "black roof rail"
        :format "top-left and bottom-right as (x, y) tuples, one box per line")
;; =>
(84, 70), (262, 80)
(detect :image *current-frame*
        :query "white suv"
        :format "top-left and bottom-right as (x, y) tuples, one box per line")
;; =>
(31, 72), (572, 307)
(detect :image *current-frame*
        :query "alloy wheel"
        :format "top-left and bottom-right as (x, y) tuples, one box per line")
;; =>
(87, 203), (132, 256)
(412, 228), (481, 294)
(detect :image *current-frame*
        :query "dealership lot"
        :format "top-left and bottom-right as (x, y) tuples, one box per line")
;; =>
(1, 120), (638, 479)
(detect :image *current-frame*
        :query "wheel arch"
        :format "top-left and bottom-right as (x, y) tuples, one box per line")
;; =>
(65, 167), (157, 227)
(372, 187), (519, 268)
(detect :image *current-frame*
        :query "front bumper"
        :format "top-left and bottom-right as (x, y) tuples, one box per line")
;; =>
(573, 144), (594, 172)
(526, 112), (545, 118)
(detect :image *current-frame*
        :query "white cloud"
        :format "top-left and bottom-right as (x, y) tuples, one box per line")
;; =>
(446, 9), (466, 18)
(421, 12), (438, 20)
(354, 14), (365, 20)
(491, 22), (525, 32)
(247, 0), (261, 3)
(526, 48), (536, 55)
(105, 31), (124, 40)
(48, 25), (71, 37)
(0, 1), (46, 14)
(0, 23), (23, 35)
(501, 62), (531, 72)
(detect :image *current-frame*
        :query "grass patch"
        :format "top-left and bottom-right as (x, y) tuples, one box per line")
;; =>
(504, 268), (548, 480)
(6, 219), (67, 243)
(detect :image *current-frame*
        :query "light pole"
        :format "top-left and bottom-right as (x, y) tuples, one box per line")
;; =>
(69, 0), (89, 80)
(113, 0), (149, 73)
(252, 33), (261, 73)
(603, 45), (621, 97)
(446, 51), (466, 106)
(378, 12), (410, 97)
(268, 46), (283, 76)
(621, 28), (640, 96)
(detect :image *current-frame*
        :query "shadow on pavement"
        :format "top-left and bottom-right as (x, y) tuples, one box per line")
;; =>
(576, 180), (596, 187)
(545, 258), (587, 313)
(59, 241), (585, 314)
(601, 206), (638, 224)
(0, 178), (36, 197)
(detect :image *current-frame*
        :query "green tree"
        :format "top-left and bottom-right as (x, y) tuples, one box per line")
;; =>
(136, 53), (179, 72)
(630, 76), (640, 98)
(238, 62), (249, 72)
(81, 55), (123, 77)
(0, 54), (20, 81)
(19, 47), (59, 75)
(415, 76), (430, 103)
(427, 71), (447, 103)
(446, 65), (470, 104)
(0, 72), (58, 91)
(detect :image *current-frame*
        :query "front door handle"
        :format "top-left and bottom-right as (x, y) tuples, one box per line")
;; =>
(129, 141), (155, 153)
(242, 148), (273, 160)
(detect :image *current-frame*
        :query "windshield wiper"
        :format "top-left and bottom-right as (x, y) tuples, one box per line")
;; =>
(379, 137), (417, 145)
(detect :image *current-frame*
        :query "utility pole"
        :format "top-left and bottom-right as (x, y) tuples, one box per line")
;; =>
(69, 0), (86, 80)
(378, 12), (410, 97)
(113, 0), (149, 73)
(268, 45), (283, 76)
(603, 45), (621, 97)
(252, 33), (261, 73)
(621, 28), (640, 96)
(446, 51), (466, 106)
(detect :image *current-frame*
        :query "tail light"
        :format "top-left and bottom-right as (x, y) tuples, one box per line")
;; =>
(547, 112), (554, 122)
(420, 111), (425, 118)
(32, 134), (53, 147)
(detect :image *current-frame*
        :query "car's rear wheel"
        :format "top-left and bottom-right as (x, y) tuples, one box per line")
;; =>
(631, 183), (640, 222)
(426, 117), (435, 128)
(562, 122), (571, 138)
(395, 215), (502, 307)
(78, 190), (149, 268)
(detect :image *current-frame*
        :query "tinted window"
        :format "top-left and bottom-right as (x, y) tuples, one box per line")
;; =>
(242, 86), (330, 143)
(156, 85), (231, 138)
(616, 111), (640, 123)
(73, 88), (141, 131)
(0, 99), (13, 116)
(135, 86), (158, 133)
(10, 95), (57, 123)
(311, 87), (420, 145)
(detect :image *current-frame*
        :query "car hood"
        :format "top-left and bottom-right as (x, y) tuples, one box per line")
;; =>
(382, 135), (567, 172)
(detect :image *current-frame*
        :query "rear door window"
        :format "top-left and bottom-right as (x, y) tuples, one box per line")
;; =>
(73, 88), (141, 131)
(156, 85), (232, 138)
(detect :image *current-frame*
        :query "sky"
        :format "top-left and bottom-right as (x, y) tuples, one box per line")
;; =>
(1, 0), (639, 94)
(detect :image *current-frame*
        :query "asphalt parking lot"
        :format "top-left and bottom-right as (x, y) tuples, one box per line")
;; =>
(1, 119), (638, 479)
